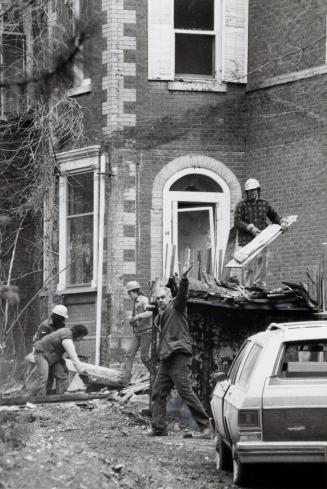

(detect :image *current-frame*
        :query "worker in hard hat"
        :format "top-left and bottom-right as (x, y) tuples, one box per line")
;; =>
(121, 281), (153, 382)
(30, 304), (69, 395)
(32, 304), (68, 342)
(234, 178), (289, 288)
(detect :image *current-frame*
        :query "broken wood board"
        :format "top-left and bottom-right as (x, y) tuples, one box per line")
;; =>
(0, 392), (112, 406)
(119, 378), (150, 404)
(225, 215), (297, 268)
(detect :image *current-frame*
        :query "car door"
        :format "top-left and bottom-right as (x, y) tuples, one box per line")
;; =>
(211, 341), (252, 443)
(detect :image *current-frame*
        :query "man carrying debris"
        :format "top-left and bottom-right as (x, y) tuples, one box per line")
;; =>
(28, 324), (88, 397)
(149, 264), (211, 438)
(234, 178), (288, 288)
(122, 281), (153, 382)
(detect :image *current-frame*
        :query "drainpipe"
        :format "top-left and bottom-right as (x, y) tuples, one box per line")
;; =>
(95, 153), (106, 365)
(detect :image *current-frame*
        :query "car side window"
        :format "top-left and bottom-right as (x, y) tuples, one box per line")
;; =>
(236, 344), (263, 388)
(228, 341), (252, 385)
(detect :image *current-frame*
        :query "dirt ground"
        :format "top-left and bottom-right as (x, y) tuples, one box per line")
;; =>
(0, 395), (326, 489)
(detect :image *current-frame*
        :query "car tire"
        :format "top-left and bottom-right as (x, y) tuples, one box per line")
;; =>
(215, 433), (233, 471)
(232, 455), (248, 487)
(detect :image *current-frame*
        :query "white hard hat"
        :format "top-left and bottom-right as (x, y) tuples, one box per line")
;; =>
(126, 281), (140, 292)
(52, 304), (68, 318)
(245, 178), (260, 191)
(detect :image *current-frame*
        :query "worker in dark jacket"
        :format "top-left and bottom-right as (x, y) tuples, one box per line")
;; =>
(234, 178), (288, 287)
(28, 324), (88, 397)
(32, 304), (69, 394)
(149, 264), (211, 438)
(32, 304), (68, 342)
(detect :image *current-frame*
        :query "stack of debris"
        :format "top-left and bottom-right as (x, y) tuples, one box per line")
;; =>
(186, 275), (317, 313)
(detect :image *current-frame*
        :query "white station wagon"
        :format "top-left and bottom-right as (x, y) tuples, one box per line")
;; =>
(211, 321), (327, 486)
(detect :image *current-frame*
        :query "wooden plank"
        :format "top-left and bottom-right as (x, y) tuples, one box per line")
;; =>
(226, 216), (297, 269)
(197, 250), (202, 281)
(169, 244), (176, 277)
(0, 392), (112, 406)
(221, 226), (237, 280)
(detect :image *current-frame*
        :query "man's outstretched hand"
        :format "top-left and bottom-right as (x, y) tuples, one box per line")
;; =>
(182, 262), (193, 277)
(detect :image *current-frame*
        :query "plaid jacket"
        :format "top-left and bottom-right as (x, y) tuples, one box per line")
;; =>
(234, 198), (281, 246)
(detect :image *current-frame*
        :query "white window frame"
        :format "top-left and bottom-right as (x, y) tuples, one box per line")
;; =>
(162, 168), (231, 279)
(173, 0), (224, 85)
(64, 0), (91, 97)
(56, 146), (101, 293)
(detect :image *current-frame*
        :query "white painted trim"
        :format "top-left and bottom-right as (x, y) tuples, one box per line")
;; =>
(151, 154), (242, 279)
(56, 146), (101, 293)
(177, 206), (215, 272)
(67, 78), (92, 97)
(56, 145), (101, 165)
(162, 168), (231, 278)
(57, 175), (67, 292)
(168, 80), (226, 92)
(95, 154), (106, 365)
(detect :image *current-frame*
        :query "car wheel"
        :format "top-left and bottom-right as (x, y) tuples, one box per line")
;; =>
(233, 455), (247, 486)
(215, 433), (233, 471)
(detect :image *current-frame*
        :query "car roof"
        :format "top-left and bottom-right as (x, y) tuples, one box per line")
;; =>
(250, 321), (327, 344)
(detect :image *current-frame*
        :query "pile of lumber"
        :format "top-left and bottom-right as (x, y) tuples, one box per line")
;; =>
(117, 372), (150, 404)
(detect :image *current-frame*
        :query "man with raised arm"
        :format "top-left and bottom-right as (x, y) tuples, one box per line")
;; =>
(149, 263), (211, 438)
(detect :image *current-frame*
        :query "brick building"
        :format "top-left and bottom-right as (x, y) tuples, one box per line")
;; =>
(3, 1), (326, 367)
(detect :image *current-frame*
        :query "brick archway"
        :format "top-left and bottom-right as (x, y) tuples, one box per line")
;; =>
(151, 154), (242, 277)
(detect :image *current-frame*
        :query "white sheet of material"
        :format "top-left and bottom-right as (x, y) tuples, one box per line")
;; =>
(225, 215), (297, 269)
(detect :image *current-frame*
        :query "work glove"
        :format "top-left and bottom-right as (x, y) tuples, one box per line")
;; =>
(247, 223), (261, 236)
(280, 218), (289, 232)
(79, 370), (92, 384)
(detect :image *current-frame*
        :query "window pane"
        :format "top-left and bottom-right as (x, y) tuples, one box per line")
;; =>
(237, 344), (262, 387)
(67, 172), (93, 215)
(174, 0), (214, 30)
(67, 215), (93, 285)
(228, 341), (251, 384)
(175, 34), (214, 77)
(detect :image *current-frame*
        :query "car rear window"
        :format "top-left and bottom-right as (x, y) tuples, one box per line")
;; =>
(279, 340), (327, 378)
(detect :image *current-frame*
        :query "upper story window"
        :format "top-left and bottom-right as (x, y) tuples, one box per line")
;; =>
(174, 0), (215, 79)
(148, 0), (248, 91)
(56, 0), (91, 96)
(0, 9), (26, 116)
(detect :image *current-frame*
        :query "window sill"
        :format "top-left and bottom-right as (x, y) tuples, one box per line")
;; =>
(67, 78), (92, 97)
(57, 285), (97, 295)
(168, 79), (227, 93)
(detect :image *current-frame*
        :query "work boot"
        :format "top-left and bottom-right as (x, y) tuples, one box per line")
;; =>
(147, 428), (168, 437)
(193, 425), (213, 439)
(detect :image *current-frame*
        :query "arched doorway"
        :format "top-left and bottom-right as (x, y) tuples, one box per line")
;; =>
(151, 154), (242, 279)
(163, 168), (230, 279)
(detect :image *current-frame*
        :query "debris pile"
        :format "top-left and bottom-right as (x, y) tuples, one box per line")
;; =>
(186, 275), (317, 313)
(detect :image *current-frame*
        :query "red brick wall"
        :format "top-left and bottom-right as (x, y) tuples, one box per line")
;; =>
(245, 0), (327, 287)
(248, 0), (327, 85)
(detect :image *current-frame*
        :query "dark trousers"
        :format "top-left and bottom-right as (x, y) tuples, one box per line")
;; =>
(151, 352), (209, 432)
